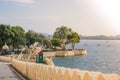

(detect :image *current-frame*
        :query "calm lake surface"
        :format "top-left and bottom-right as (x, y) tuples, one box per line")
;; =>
(53, 40), (120, 74)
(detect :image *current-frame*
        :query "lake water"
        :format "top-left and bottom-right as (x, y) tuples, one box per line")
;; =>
(53, 40), (120, 75)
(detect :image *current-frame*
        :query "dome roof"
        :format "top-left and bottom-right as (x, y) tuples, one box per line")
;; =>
(2, 43), (9, 50)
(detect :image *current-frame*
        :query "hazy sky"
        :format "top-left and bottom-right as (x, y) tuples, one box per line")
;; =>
(0, 0), (120, 36)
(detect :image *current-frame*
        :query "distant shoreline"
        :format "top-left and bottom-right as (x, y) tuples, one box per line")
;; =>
(45, 35), (120, 40)
(81, 36), (120, 40)
(81, 39), (120, 40)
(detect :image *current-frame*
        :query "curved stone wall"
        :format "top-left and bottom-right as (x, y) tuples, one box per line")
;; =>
(0, 56), (120, 80)
(12, 59), (120, 80)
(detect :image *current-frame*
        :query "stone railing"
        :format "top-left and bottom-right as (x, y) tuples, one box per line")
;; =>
(12, 59), (120, 80)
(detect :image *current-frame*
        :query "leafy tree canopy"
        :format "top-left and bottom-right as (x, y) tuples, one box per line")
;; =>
(53, 26), (73, 50)
(66, 32), (80, 50)
(25, 30), (45, 47)
(51, 38), (62, 49)
(11, 26), (26, 48)
(0, 24), (14, 49)
(53, 26), (73, 42)
(53, 26), (80, 50)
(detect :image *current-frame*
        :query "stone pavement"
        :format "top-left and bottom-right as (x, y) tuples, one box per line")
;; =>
(0, 62), (21, 80)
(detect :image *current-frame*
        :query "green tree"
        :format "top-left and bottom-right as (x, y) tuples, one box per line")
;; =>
(53, 26), (73, 50)
(0, 24), (14, 49)
(43, 39), (52, 48)
(51, 38), (62, 49)
(25, 30), (44, 47)
(66, 32), (80, 50)
(33, 33), (43, 43)
(11, 26), (26, 48)
(26, 30), (37, 47)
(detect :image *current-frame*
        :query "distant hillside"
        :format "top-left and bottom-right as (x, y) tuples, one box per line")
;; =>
(39, 32), (52, 39)
(81, 35), (120, 40)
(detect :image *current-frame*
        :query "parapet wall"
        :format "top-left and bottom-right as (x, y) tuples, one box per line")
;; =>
(0, 56), (120, 80)
(12, 59), (120, 80)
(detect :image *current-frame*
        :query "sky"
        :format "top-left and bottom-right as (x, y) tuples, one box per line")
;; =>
(0, 0), (120, 36)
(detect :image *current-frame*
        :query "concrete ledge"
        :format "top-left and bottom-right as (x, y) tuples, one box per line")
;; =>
(44, 49), (87, 57)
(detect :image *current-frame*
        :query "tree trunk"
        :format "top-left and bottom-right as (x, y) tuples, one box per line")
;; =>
(71, 42), (75, 50)
(62, 43), (66, 51)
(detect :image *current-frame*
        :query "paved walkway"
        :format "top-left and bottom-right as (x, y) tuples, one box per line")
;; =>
(0, 62), (21, 80)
